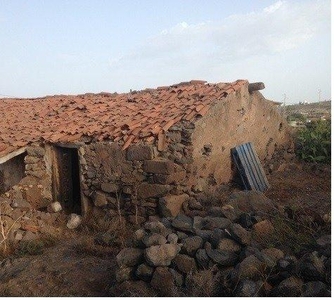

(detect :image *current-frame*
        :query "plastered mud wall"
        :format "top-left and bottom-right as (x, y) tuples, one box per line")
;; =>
(190, 85), (293, 188)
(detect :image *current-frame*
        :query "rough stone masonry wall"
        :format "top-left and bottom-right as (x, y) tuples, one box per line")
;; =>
(79, 142), (185, 224)
(19, 144), (53, 209)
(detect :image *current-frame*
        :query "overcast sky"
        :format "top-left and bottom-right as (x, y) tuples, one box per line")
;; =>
(0, 0), (331, 104)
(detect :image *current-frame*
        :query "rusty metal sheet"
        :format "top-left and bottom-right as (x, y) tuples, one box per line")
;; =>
(231, 142), (270, 192)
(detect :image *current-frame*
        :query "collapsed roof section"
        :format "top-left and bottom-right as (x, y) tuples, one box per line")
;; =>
(0, 79), (248, 157)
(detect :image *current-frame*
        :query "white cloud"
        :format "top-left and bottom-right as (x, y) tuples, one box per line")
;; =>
(264, 1), (284, 13)
(110, 0), (329, 70)
(107, 0), (330, 99)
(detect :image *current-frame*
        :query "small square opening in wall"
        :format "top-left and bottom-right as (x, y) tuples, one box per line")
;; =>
(0, 150), (27, 194)
(53, 146), (82, 215)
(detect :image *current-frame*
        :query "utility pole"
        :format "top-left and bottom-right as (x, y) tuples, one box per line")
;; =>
(318, 89), (321, 103)
(282, 93), (286, 117)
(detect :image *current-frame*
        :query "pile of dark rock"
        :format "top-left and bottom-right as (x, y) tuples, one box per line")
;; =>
(110, 191), (331, 297)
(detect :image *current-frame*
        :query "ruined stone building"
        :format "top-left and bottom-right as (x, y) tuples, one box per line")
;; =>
(0, 79), (293, 223)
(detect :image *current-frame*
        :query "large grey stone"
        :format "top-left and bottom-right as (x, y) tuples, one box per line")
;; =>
(252, 220), (274, 238)
(217, 238), (241, 252)
(210, 228), (227, 248)
(116, 248), (144, 268)
(202, 216), (231, 230)
(270, 276), (303, 297)
(173, 254), (197, 274)
(229, 223), (251, 245)
(196, 249), (210, 269)
(171, 214), (193, 232)
(188, 198), (203, 210)
(142, 233), (167, 247)
(116, 267), (133, 283)
(150, 267), (175, 296)
(66, 213), (82, 229)
(261, 248), (284, 265)
(194, 229), (212, 242)
(47, 201), (62, 213)
(167, 233), (178, 244)
(228, 191), (275, 215)
(135, 263), (154, 282)
(159, 194), (189, 217)
(206, 249), (238, 266)
(221, 204), (239, 221)
(138, 183), (171, 199)
(143, 159), (174, 175)
(145, 244), (180, 267)
(144, 221), (167, 236)
(192, 216), (203, 230)
(100, 182), (118, 193)
(169, 268), (184, 287)
(182, 236), (203, 256)
(207, 206), (225, 217)
(93, 191), (108, 207)
(231, 255), (266, 282)
(126, 145), (154, 161)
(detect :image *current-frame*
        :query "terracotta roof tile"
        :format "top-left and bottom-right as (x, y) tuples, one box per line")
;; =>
(0, 79), (248, 153)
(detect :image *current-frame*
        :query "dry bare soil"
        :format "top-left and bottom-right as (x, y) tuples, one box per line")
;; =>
(0, 162), (330, 297)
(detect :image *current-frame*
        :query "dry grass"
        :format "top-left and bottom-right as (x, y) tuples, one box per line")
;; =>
(184, 268), (222, 297)
(72, 236), (118, 258)
(253, 214), (318, 254)
(0, 203), (25, 258)
(15, 234), (58, 257)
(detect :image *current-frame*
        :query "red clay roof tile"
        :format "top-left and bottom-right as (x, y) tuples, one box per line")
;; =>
(0, 79), (248, 153)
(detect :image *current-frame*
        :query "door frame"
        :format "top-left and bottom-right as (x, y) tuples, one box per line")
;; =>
(52, 143), (85, 215)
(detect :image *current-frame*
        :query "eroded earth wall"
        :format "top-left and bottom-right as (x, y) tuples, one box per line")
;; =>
(190, 84), (294, 189)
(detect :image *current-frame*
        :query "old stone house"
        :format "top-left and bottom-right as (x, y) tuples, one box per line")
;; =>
(0, 79), (293, 224)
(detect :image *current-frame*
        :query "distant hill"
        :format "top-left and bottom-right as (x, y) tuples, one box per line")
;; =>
(284, 101), (331, 120)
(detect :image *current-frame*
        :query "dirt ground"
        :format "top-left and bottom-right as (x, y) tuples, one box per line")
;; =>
(0, 162), (331, 297)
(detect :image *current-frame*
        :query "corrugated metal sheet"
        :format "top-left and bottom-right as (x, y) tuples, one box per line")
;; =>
(231, 142), (270, 192)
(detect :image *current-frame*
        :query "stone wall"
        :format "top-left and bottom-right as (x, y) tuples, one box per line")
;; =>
(79, 141), (192, 224)
(21, 144), (53, 209)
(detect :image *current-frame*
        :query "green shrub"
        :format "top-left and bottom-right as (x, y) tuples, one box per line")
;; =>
(296, 120), (331, 164)
(287, 113), (306, 123)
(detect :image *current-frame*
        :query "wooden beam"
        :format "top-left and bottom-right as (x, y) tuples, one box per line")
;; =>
(248, 82), (265, 93)
(54, 142), (82, 149)
(0, 147), (27, 164)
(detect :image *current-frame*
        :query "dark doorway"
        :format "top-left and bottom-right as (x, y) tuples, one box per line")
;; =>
(0, 152), (26, 194)
(54, 146), (82, 214)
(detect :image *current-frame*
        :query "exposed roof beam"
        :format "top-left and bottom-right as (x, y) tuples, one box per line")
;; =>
(0, 147), (27, 164)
